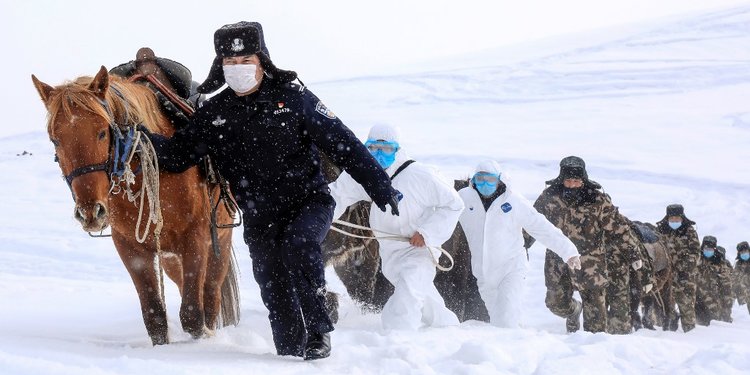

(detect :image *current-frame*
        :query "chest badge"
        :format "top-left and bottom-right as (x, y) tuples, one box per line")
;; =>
(212, 115), (227, 127)
(274, 101), (292, 115)
(501, 202), (512, 213)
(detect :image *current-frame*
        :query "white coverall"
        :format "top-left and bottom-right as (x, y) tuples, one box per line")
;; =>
(458, 167), (579, 328)
(330, 152), (463, 330)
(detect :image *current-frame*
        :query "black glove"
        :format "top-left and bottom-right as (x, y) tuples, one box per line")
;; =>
(377, 190), (402, 216)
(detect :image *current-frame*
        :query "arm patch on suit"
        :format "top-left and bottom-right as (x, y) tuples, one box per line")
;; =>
(315, 101), (337, 119)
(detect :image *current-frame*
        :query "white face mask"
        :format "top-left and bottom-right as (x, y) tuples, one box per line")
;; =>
(222, 64), (259, 93)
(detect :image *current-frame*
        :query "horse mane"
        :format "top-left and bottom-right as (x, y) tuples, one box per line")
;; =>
(46, 75), (170, 134)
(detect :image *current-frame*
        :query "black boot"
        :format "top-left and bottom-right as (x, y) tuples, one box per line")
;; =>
(304, 332), (331, 361)
(566, 300), (582, 333)
(630, 311), (643, 331)
(668, 314), (680, 332)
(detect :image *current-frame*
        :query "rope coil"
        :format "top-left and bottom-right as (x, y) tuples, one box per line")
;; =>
(109, 129), (164, 251)
(330, 219), (454, 272)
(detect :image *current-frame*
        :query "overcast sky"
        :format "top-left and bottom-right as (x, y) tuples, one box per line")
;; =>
(3, 0), (749, 136)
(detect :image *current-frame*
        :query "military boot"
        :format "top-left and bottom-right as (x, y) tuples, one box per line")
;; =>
(566, 300), (582, 333)
(667, 314), (680, 332)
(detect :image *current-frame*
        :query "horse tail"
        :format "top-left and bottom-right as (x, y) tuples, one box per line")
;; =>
(219, 245), (241, 327)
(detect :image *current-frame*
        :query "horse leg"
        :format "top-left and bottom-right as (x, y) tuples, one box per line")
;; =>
(641, 294), (656, 330)
(114, 240), (169, 345)
(160, 252), (184, 296)
(203, 231), (232, 331)
(178, 245), (209, 339)
(324, 291), (340, 324)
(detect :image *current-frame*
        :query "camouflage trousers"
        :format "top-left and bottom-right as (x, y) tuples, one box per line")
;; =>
(672, 279), (697, 332)
(544, 250), (607, 333)
(606, 263), (631, 334)
(695, 288), (723, 325)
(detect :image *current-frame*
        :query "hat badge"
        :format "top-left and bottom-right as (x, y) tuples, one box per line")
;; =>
(231, 38), (245, 52)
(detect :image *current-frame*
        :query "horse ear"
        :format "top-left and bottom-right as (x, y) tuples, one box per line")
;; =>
(88, 65), (110, 100)
(31, 74), (55, 106)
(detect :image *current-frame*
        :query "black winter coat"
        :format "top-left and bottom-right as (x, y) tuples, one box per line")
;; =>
(150, 79), (395, 234)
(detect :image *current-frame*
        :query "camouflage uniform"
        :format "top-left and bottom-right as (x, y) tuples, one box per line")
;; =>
(534, 156), (640, 333)
(695, 241), (733, 325)
(656, 204), (700, 332)
(732, 242), (750, 316)
(718, 250), (734, 322)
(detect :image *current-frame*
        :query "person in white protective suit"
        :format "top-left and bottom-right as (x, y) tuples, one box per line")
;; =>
(329, 124), (463, 330)
(458, 160), (582, 328)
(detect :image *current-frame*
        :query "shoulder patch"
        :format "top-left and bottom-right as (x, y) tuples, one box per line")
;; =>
(315, 101), (337, 119)
(501, 202), (513, 213)
(282, 82), (306, 93)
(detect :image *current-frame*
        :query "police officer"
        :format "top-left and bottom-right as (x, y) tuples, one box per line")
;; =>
(147, 22), (400, 360)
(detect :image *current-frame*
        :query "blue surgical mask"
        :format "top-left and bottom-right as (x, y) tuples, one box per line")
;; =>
(702, 249), (715, 258)
(740, 253), (750, 261)
(371, 149), (396, 169)
(668, 221), (682, 230)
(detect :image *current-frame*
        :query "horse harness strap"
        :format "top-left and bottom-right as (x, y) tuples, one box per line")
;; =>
(64, 162), (110, 188)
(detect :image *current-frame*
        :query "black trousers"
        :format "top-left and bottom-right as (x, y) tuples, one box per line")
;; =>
(244, 193), (335, 356)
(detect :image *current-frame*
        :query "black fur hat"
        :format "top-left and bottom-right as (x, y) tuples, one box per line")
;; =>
(701, 235), (717, 249)
(738, 241), (750, 252)
(666, 204), (684, 217)
(197, 21), (297, 94)
(545, 156), (602, 189)
(657, 203), (696, 230)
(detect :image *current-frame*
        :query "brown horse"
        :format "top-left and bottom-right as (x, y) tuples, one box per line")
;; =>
(629, 221), (676, 330)
(31, 66), (239, 345)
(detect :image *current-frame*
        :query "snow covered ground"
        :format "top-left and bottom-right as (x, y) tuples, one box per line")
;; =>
(2, 4), (750, 375)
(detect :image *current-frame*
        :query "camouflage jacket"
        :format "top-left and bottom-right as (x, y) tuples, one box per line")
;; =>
(697, 256), (733, 302)
(656, 223), (700, 281)
(534, 186), (640, 289)
(733, 260), (750, 304)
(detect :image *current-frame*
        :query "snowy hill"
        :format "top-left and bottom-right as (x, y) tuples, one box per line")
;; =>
(2, 5), (750, 375)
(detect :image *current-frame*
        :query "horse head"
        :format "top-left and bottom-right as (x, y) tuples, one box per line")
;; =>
(32, 66), (166, 233)
(32, 67), (116, 232)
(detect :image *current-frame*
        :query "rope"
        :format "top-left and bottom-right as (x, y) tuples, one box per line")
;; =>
(115, 129), (164, 252)
(331, 219), (454, 272)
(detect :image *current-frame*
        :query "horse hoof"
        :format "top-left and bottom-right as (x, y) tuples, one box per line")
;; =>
(151, 335), (169, 345)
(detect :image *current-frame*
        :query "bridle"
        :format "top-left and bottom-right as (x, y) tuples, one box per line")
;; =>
(57, 86), (140, 198)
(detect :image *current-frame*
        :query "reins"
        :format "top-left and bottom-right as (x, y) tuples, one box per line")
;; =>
(330, 219), (455, 272)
